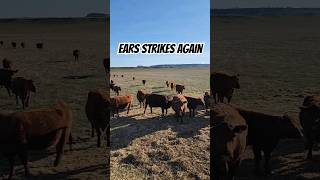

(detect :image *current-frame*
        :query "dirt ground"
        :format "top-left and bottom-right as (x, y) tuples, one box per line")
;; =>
(212, 16), (320, 179)
(0, 19), (109, 179)
(110, 68), (210, 179)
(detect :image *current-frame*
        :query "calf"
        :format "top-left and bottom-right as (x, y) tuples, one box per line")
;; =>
(137, 89), (149, 108)
(0, 101), (73, 179)
(0, 68), (18, 96)
(11, 77), (36, 109)
(110, 94), (133, 117)
(142, 79), (146, 86)
(299, 95), (320, 159)
(144, 94), (172, 116)
(212, 103), (247, 180)
(236, 107), (302, 176)
(184, 96), (204, 117)
(85, 90), (110, 147)
(73, 49), (79, 61)
(172, 94), (188, 122)
(175, 84), (185, 94)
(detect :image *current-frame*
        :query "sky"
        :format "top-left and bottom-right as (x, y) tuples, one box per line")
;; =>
(0, 0), (108, 18)
(111, 0), (210, 67)
(212, 0), (320, 9)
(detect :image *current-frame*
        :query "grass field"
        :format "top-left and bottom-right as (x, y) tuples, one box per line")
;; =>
(0, 19), (109, 179)
(110, 67), (210, 179)
(212, 16), (320, 179)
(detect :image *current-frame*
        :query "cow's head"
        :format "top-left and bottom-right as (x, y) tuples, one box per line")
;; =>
(231, 74), (240, 89)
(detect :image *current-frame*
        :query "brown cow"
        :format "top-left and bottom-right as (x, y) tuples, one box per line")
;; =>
(172, 94), (188, 122)
(73, 49), (79, 61)
(11, 77), (36, 109)
(142, 79), (146, 86)
(85, 90), (110, 147)
(236, 107), (302, 176)
(299, 95), (320, 159)
(175, 84), (185, 94)
(211, 72), (240, 103)
(0, 68), (18, 96)
(110, 94), (133, 117)
(0, 101), (73, 179)
(184, 96), (204, 117)
(137, 89), (149, 108)
(144, 94), (172, 116)
(103, 58), (110, 74)
(2, 58), (11, 69)
(212, 103), (247, 180)
(170, 82), (175, 91)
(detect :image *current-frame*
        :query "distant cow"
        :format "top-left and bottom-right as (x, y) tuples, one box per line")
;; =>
(142, 80), (146, 86)
(133, 77), (135, 81)
(73, 49), (79, 61)
(236, 107), (302, 176)
(175, 84), (185, 94)
(166, 81), (169, 87)
(0, 68), (18, 96)
(103, 58), (110, 74)
(144, 94), (172, 116)
(0, 101), (73, 179)
(211, 72), (240, 103)
(0, 41), (3, 46)
(184, 96), (204, 117)
(299, 95), (320, 160)
(110, 94), (133, 117)
(21, 42), (25, 48)
(212, 103), (247, 180)
(2, 58), (11, 69)
(85, 90), (110, 147)
(36, 43), (43, 49)
(11, 77), (36, 109)
(11, 42), (16, 48)
(172, 94), (188, 122)
(121, 75), (124, 78)
(113, 86), (121, 96)
(170, 82), (175, 90)
(137, 89), (148, 108)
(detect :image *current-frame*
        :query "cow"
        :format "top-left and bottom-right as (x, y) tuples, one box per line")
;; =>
(21, 42), (25, 48)
(11, 77), (36, 109)
(170, 82), (175, 91)
(73, 49), (79, 61)
(0, 68), (18, 96)
(2, 58), (11, 69)
(85, 90), (110, 147)
(0, 41), (3, 46)
(36, 43), (43, 49)
(184, 96), (204, 117)
(121, 75), (124, 78)
(166, 81), (169, 88)
(113, 86), (121, 96)
(103, 58), (110, 74)
(236, 107), (302, 176)
(133, 77), (135, 81)
(175, 84), (185, 94)
(11, 42), (16, 48)
(212, 103), (248, 180)
(142, 80), (146, 86)
(0, 101), (73, 179)
(113, 74), (116, 78)
(137, 89), (149, 108)
(299, 95), (320, 160)
(110, 94), (133, 117)
(144, 94), (172, 116)
(211, 72), (240, 103)
(172, 94), (188, 122)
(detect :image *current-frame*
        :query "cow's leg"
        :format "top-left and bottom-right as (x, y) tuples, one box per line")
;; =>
(68, 133), (73, 151)
(127, 103), (131, 114)
(15, 95), (19, 105)
(144, 104), (147, 114)
(91, 122), (95, 137)
(150, 107), (152, 114)
(97, 128), (101, 147)
(161, 108), (164, 116)
(107, 125), (110, 147)
(18, 145), (30, 177)
(54, 130), (66, 166)
(5, 86), (11, 97)
(8, 155), (15, 180)
(165, 108), (168, 115)
(227, 96), (232, 103)
(264, 151), (273, 176)
(140, 102), (141, 108)
(253, 147), (262, 176)
(306, 138), (313, 160)
(21, 97), (25, 109)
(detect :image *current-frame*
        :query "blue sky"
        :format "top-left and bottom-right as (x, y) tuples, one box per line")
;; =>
(111, 0), (210, 67)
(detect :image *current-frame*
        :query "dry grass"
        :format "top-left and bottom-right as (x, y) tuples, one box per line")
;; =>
(212, 16), (320, 179)
(0, 19), (109, 179)
(110, 68), (210, 179)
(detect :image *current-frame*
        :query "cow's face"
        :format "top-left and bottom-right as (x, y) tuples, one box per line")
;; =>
(281, 114), (303, 139)
(232, 75), (240, 89)
(213, 122), (247, 178)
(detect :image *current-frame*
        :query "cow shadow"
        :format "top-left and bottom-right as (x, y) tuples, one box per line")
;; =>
(110, 110), (209, 151)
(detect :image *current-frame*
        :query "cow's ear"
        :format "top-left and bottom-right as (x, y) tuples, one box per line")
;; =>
(233, 125), (247, 134)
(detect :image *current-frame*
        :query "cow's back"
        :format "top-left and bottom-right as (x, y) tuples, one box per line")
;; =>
(146, 94), (167, 107)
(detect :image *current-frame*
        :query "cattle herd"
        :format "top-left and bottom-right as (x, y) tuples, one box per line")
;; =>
(109, 76), (209, 122)
(211, 72), (320, 179)
(0, 40), (110, 179)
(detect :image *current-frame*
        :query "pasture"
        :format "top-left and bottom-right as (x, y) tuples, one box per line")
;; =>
(212, 16), (320, 179)
(110, 67), (210, 179)
(0, 19), (109, 179)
